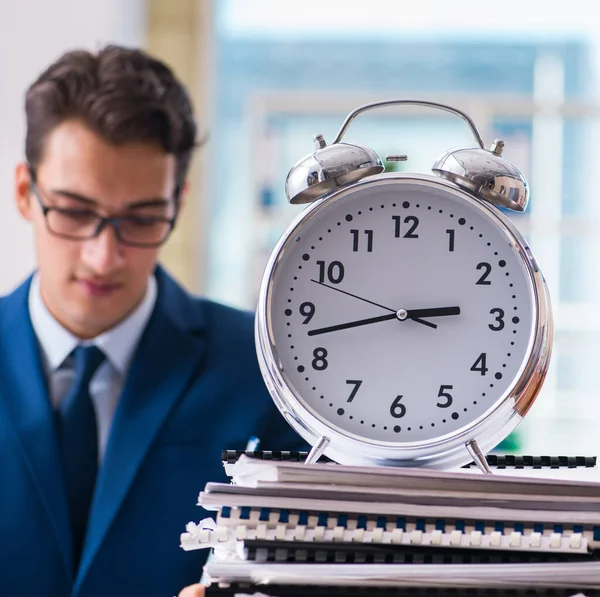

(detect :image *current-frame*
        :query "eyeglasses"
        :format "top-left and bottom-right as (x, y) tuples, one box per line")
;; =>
(29, 173), (177, 248)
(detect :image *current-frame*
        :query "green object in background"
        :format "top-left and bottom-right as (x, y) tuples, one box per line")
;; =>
(493, 430), (521, 454)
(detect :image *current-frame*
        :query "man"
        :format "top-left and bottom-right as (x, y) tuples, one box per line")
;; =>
(0, 45), (303, 597)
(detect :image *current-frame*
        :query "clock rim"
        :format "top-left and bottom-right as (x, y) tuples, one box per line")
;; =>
(255, 173), (553, 469)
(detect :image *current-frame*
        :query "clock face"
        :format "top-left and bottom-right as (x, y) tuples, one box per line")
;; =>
(266, 177), (537, 445)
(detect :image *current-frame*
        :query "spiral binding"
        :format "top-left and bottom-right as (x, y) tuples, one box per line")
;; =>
(205, 583), (599, 596)
(221, 450), (597, 469)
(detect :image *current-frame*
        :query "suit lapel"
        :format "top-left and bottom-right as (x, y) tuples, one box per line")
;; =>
(0, 277), (73, 581)
(75, 268), (208, 591)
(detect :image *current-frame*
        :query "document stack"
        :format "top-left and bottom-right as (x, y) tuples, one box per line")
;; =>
(181, 452), (600, 597)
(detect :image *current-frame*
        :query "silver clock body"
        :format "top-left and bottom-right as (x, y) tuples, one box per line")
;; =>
(256, 173), (553, 469)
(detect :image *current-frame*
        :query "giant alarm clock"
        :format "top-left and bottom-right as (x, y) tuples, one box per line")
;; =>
(255, 99), (553, 472)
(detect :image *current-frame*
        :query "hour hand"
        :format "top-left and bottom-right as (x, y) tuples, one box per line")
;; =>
(400, 306), (460, 328)
(405, 306), (461, 319)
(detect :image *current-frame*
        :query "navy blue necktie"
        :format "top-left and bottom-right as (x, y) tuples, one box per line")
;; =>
(58, 345), (105, 564)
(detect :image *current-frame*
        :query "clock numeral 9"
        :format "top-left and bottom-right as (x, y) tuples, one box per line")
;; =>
(299, 302), (315, 324)
(390, 395), (406, 418)
(437, 385), (453, 408)
(350, 229), (374, 252)
(476, 262), (492, 285)
(312, 347), (328, 371)
(489, 308), (505, 331)
(470, 352), (488, 376)
(346, 379), (362, 402)
(317, 260), (345, 284)
(392, 215), (419, 239)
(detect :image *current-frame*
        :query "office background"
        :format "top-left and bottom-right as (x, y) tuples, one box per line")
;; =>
(1, 0), (599, 457)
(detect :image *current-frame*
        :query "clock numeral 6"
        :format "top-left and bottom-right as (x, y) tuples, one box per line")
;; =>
(299, 301), (316, 324)
(392, 215), (419, 239)
(470, 352), (488, 376)
(317, 260), (345, 284)
(312, 347), (328, 371)
(390, 395), (406, 418)
(437, 385), (453, 408)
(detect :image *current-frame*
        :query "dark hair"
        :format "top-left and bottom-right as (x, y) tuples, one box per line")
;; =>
(25, 45), (197, 200)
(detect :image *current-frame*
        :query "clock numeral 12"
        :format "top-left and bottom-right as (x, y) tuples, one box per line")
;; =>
(392, 215), (419, 239)
(350, 229), (373, 252)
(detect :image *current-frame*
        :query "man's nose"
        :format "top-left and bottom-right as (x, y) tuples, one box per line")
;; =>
(80, 223), (125, 273)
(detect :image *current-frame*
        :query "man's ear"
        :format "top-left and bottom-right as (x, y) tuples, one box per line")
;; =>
(15, 162), (34, 221)
(177, 180), (189, 214)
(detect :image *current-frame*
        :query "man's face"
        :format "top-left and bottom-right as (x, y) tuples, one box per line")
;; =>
(15, 120), (179, 339)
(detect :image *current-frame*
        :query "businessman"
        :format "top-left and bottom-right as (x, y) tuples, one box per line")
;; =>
(0, 45), (303, 597)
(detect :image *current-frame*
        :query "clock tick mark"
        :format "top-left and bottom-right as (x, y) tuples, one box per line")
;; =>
(337, 408), (345, 416)
(302, 253), (310, 261)
(499, 260), (506, 267)
(297, 366), (305, 373)
(403, 201), (410, 208)
(513, 316), (520, 324)
(345, 214), (353, 222)
(394, 425), (401, 433)
(459, 218), (466, 225)
(451, 412), (459, 420)
(285, 309), (292, 316)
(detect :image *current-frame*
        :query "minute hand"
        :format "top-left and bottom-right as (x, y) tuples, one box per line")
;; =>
(406, 306), (461, 319)
(307, 313), (397, 336)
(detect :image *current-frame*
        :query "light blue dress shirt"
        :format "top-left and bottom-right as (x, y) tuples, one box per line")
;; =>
(28, 273), (157, 461)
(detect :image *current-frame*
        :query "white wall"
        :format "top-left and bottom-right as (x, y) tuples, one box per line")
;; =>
(0, 0), (146, 294)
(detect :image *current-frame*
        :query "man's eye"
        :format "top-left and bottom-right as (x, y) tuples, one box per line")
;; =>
(125, 216), (164, 227)
(58, 209), (98, 223)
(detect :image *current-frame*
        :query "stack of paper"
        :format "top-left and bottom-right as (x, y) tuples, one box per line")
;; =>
(181, 455), (600, 596)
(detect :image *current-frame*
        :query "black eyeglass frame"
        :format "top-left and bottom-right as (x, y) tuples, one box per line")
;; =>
(28, 168), (180, 248)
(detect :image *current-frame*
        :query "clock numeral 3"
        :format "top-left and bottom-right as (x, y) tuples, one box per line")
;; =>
(317, 260), (345, 284)
(470, 352), (488, 376)
(346, 379), (362, 402)
(437, 385), (453, 408)
(476, 262), (492, 285)
(392, 215), (419, 239)
(299, 301), (316, 324)
(350, 229), (374, 252)
(489, 308), (505, 331)
(312, 347), (328, 371)
(390, 395), (407, 418)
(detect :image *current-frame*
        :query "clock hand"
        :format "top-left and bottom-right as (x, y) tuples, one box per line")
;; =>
(405, 306), (461, 319)
(310, 279), (396, 312)
(307, 313), (398, 336)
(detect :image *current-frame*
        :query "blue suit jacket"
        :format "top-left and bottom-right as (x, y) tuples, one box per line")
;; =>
(0, 267), (304, 597)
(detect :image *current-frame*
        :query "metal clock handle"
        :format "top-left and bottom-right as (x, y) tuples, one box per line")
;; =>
(331, 99), (486, 149)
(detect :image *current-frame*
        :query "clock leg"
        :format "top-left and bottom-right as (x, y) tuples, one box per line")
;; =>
(466, 439), (493, 474)
(304, 436), (331, 464)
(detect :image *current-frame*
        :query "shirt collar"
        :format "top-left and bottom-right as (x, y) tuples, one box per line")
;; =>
(29, 273), (157, 375)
